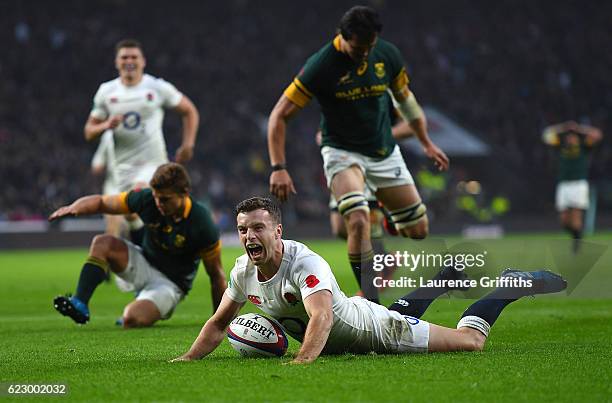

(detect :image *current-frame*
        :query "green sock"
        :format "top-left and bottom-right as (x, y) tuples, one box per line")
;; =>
(75, 257), (109, 305)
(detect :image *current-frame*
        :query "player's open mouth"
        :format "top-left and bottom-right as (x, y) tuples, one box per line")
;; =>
(246, 244), (264, 259)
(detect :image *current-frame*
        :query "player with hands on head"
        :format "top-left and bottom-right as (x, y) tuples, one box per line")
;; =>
(542, 120), (603, 252)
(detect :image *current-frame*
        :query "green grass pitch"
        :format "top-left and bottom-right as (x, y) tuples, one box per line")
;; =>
(1, 233), (611, 402)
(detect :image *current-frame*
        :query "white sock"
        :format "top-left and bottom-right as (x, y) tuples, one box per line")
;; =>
(457, 315), (491, 338)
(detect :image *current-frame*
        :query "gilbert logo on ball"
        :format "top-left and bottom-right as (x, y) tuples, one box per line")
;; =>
(227, 313), (288, 357)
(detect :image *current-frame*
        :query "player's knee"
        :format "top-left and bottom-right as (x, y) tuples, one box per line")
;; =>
(345, 210), (369, 236)
(338, 191), (370, 235)
(389, 202), (427, 237)
(122, 311), (156, 328)
(90, 234), (117, 257)
(399, 219), (429, 239)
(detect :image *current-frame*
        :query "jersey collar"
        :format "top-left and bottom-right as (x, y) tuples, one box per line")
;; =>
(333, 34), (342, 52)
(182, 197), (192, 219)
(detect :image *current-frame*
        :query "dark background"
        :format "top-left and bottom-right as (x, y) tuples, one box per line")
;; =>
(1, 0), (610, 234)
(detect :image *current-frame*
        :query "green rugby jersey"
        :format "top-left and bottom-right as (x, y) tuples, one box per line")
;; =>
(550, 130), (593, 181)
(285, 35), (410, 158)
(120, 188), (221, 294)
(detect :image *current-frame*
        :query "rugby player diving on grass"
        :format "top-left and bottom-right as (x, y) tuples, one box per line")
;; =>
(172, 197), (566, 364)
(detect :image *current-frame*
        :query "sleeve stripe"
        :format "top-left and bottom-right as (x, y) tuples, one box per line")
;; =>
(293, 78), (313, 98)
(200, 240), (222, 261)
(118, 192), (130, 212)
(283, 80), (312, 108)
(391, 67), (410, 92)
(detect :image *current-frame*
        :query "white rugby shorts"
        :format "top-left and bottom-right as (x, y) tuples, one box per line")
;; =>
(556, 180), (589, 211)
(356, 297), (430, 353)
(116, 162), (165, 192)
(115, 241), (184, 319)
(321, 145), (414, 192)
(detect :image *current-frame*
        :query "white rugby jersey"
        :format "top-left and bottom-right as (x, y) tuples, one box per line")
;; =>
(89, 74), (182, 168)
(226, 240), (428, 354)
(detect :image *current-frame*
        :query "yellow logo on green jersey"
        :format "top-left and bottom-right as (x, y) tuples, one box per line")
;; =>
(357, 61), (368, 76)
(375, 62), (385, 78)
(175, 234), (186, 248)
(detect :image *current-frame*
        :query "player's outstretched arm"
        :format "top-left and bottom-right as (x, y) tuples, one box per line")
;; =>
(173, 95), (200, 163)
(84, 115), (123, 142)
(48, 194), (130, 221)
(290, 290), (333, 365)
(171, 293), (243, 362)
(268, 95), (300, 202)
(392, 87), (449, 171)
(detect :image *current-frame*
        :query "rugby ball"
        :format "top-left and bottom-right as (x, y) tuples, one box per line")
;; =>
(227, 313), (288, 357)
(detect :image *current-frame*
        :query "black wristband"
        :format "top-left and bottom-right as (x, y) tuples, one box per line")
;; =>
(271, 163), (287, 172)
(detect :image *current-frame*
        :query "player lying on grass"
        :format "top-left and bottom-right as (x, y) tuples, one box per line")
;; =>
(172, 197), (566, 364)
(49, 163), (226, 328)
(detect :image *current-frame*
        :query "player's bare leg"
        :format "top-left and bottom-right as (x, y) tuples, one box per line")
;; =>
(428, 324), (485, 352)
(332, 206), (392, 297)
(427, 269), (567, 353)
(329, 211), (348, 239)
(53, 235), (129, 324)
(560, 208), (584, 253)
(376, 184), (428, 239)
(90, 235), (163, 327)
(89, 234), (130, 271)
(331, 166), (378, 302)
(122, 300), (161, 328)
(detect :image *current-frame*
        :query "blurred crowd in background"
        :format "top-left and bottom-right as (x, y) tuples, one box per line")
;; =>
(1, 0), (610, 230)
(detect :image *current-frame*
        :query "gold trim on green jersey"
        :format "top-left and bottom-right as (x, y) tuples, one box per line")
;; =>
(284, 78), (312, 108)
(183, 197), (192, 219)
(117, 192), (131, 213)
(391, 67), (410, 92)
(333, 34), (342, 51)
(200, 240), (222, 261)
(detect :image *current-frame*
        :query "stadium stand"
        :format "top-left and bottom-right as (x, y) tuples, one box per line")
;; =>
(1, 0), (610, 230)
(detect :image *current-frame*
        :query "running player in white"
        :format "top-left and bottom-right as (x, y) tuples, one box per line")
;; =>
(91, 130), (124, 237)
(172, 197), (566, 364)
(84, 39), (200, 242)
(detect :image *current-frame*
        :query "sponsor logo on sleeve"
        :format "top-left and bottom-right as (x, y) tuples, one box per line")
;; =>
(305, 275), (320, 288)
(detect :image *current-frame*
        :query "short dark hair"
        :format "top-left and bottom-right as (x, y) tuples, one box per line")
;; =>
(150, 163), (191, 195)
(235, 197), (282, 224)
(338, 6), (382, 42)
(115, 38), (144, 55)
